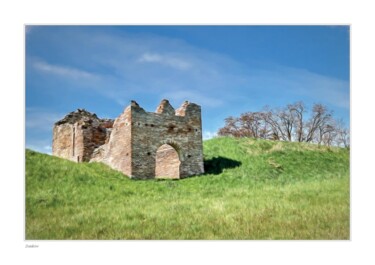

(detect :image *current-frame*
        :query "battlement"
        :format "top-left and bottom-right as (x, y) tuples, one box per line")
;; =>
(125, 99), (201, 118)
(52, 99), (204, 179)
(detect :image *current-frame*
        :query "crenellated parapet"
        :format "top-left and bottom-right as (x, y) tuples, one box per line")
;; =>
(128, 99), (201, 119)
(156, 99), (175, 115)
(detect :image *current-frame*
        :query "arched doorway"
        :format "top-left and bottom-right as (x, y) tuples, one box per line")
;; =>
(155, 144), (181, 179)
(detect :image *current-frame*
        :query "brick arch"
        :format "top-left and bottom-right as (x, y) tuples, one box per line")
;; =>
(159, 140), (183, 161)
(155, 143), (181, 179)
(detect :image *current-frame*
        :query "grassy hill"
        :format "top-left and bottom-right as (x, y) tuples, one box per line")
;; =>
(26, 137), (350, 239)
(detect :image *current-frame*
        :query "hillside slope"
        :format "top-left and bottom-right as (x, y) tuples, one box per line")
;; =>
(26, 137), (350, 239)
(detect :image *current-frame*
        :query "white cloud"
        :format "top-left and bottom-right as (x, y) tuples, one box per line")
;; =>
(163, 90), (224, 108)
(247, 66), (350, 110)
(27, 31), (249, 110)
(26, 108), (61, 155)
(203, 131), (217, 140)
(138, 52), (191, 70)
(33, 60), (97, 80)
(27, 28), (349, 118)
(138, 53), (162, 62)
(26, 139), (53, 155)
(44, 145), (52, 151)
(26, 107), (63, 131)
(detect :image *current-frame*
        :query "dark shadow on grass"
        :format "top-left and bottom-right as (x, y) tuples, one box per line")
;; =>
(204, 156), (242, 175)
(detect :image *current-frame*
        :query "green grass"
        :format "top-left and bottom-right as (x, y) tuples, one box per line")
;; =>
(26, 137), (350, 239)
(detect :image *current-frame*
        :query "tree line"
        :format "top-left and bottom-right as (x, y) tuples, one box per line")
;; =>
(218, 102), (349, 147)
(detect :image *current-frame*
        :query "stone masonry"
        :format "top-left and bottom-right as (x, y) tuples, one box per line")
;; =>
(52, 99), (204, 179)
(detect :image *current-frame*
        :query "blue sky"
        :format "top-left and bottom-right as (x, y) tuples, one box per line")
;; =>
(25, 25), (350, 154)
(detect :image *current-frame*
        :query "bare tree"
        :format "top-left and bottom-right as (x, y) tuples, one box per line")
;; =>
(238, 112), (265, 138)
(289, 101), (305, 142)
(336, 119), (350, 148)
(319, 123), (336, 146)
(218, 116), (241, 137)
(217, 101), (349, 148)
(264, 101), (306, 142)
(275, 108), (293, 141)
(305, 104), (333, 143)
(262, 107), (287, 141)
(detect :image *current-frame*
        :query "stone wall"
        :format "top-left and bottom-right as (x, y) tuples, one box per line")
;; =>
(52, 100), (204, 179)
(52, 123), (75, 161)
(52, 109), (114, 162)
(127, 100), (204, 179)
(97, 103), (133, 175)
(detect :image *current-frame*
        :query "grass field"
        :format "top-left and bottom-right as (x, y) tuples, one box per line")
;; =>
(25, 137), (350, 239)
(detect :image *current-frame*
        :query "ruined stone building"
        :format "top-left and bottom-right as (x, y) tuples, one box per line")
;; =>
(52, 99), (204, 179)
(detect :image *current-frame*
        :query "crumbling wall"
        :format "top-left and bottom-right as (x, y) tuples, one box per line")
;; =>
(52, 100), (204, 179)
(97, 104), (133, 175)
(52, 109), (114, 162)
(52, 123), (75, 161)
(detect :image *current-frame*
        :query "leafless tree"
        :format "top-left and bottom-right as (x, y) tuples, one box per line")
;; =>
(262, 107), (287, 141)
(262, 103), (302, 142)
(217, 101), (349, 147)
(305, 104), (333, 143)
(273, 107), (293, 141)
(319, 123), (336, 146)
(336, 119), (350, 148)
(289, 101), (305, 142)
(218, 116), (241, 137)
(238, 112), (264, 138)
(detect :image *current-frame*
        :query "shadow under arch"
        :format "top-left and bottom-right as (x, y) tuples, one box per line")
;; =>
(203, 156), (242, 175)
